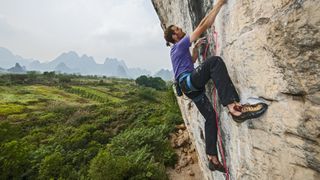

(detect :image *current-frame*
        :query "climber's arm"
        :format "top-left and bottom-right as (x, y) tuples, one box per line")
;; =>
(190, 0), (225, 43)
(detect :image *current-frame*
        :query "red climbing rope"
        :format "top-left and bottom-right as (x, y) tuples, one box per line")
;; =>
(202, 26), (230, 180)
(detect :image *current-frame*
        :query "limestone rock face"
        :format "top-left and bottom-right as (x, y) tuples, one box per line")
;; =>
(151, 0), (320, 179)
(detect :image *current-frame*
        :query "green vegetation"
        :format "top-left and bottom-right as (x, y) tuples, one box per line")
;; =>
(135, 75), (167, 90)
(0, 73), (183, 179)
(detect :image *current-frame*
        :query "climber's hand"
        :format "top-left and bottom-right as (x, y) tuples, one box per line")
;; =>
(195, 37), (207, 48)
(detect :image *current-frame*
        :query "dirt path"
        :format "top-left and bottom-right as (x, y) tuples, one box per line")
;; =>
(166, 124), (204, 180)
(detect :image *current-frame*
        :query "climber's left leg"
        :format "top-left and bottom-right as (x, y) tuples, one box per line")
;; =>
(185, 91), (225, 172)
(185, 91), (218, 156)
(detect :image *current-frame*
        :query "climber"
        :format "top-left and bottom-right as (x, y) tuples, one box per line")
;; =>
(163, 0), (268, 173)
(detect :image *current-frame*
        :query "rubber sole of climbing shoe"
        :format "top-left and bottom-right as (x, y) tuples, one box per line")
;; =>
(208, 161), (226, 173)
(232, 103), (268, 123)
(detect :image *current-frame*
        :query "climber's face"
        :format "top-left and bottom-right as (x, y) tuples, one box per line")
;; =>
(171, 26), (186, 43)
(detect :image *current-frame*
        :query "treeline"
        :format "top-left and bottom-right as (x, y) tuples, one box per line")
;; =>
(0, 71), (133, 86)
(0, 72), (169, 91)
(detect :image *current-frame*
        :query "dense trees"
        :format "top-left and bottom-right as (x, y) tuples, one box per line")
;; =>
(135, 75), (167, 90)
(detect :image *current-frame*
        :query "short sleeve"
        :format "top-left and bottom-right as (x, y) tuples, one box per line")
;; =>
(177, 36), (191, 50)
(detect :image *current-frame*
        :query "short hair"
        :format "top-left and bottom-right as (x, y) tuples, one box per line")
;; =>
(164, 25), (175, 47)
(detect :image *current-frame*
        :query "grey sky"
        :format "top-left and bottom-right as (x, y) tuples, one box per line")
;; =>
(0, 0), (171, 73)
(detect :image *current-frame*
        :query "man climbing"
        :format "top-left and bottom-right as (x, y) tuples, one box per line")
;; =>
(163, 0), (268, 173)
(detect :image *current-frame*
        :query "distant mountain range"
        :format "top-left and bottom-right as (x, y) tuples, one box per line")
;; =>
(0, 47), (173, 80)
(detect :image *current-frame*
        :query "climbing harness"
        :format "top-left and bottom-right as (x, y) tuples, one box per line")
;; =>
(202, 25), (230, 180)
(178, 72), (199, 94)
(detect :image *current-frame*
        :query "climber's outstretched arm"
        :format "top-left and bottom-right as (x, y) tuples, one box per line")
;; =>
(190, 0), (226, 43)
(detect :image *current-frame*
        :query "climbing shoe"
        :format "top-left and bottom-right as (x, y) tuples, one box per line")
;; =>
(208, 160), (226, 173)
(232, 103), (268, 123)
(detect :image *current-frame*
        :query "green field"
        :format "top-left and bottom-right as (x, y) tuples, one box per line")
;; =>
(0, 73), (182, 180)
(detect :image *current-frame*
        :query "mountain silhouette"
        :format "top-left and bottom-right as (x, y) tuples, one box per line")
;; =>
(0, 47), (172, 80)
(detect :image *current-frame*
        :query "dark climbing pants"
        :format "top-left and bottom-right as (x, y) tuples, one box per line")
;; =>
(183, 56), (240, 155)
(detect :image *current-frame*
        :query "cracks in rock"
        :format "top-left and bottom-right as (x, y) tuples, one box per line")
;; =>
(284, 130), (318, 145)
(281, 92), (306, 102)
(306, 154), (320, 173)
(240, 17), (271, 36)
(252, 146), (264, 151)
(288, 162), (319, 174)
(252, 145), (279, 157)
(225, 39), (237, 47)
(281, 92), (306, 97)
(285, 130), (320, 173)
(258, 96), (279, 103)
(255, 17), (270, 25)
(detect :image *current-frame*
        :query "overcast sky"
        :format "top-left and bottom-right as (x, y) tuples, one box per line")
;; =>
(0, 0), (171, 73)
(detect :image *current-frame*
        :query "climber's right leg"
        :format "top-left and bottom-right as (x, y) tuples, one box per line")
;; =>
(191, 56), (240, 106)
(190, 56), (268, 122)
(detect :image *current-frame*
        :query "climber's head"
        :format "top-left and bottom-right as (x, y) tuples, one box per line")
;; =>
(164, 25), (186, 46)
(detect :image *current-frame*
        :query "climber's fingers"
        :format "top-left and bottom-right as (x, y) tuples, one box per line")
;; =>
(195, 37), (207, 47)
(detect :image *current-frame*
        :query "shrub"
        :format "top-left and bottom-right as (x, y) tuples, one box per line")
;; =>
(137, 87), (158, 102)
(109, 126), (176, 166)
(58, 76), (71, 83)
(126, 147), (168, 180)
(0, 122), (22, 143)
(0, 140), (33, 179)
(38, 152), (64, 179)
(88, 150), (130, 180)
(89, 147), (168, 180)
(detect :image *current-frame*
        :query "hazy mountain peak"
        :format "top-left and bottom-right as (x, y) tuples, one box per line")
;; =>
(80, 54), (95, 63)
(7, 62), (26, 73)
(15, 62), (21, 67)
(104, 57), (119, 64)
(154, 69), (173, 81)
(59, 51), (79, 59)
(54, 62), (72, 73)
(81, 54), (89, 59)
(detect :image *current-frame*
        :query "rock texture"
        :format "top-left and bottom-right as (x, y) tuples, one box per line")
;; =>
(151, 0), (320, 179)
(167, 124), (204, 180)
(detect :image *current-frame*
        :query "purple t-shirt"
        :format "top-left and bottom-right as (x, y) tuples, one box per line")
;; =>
(170, 35), (194, 80)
